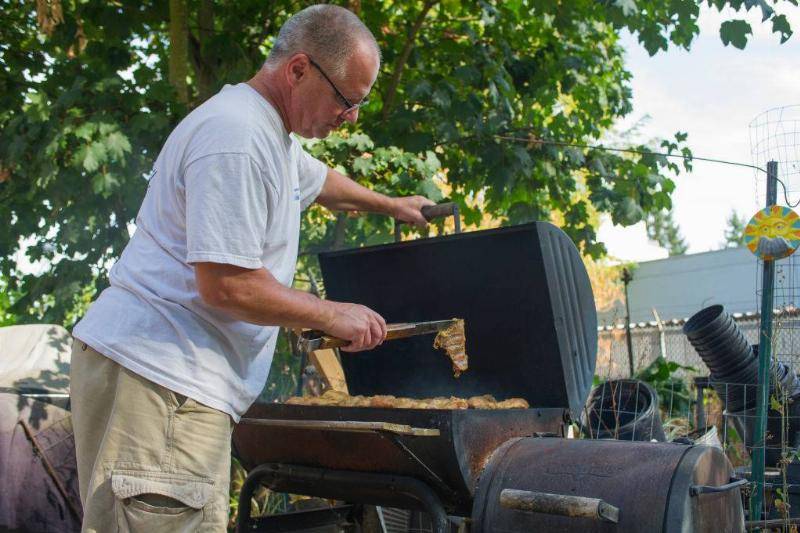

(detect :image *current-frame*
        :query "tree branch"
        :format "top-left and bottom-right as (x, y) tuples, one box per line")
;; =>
(381, 0), (437, 121)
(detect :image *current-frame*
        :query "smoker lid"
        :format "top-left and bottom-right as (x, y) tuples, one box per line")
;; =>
(318, 222), (597, 418)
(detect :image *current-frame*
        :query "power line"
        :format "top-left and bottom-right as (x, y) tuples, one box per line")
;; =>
(491, 133), (800, 207)
(492, 134), (767, 174)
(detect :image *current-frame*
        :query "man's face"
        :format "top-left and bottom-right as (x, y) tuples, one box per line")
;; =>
(289, 45), (379, 139)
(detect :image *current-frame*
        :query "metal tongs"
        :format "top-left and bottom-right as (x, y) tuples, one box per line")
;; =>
(297, 319), (458, 353)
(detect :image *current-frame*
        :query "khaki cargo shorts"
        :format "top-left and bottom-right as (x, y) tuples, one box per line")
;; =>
(70, 340), (233, 532)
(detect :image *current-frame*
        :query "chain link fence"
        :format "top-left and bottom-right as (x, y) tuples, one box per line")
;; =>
(597, 311), (800, 380)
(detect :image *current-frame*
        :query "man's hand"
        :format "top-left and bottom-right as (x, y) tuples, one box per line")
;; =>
(390, 195), (436, 228)
(323, 301), (387, 352)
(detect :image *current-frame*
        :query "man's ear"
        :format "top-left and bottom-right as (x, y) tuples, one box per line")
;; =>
(285, 55), (309, 88)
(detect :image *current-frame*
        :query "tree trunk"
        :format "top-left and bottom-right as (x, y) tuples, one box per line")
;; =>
(168, 0), (189, 104)
(195, 0), (216, 102)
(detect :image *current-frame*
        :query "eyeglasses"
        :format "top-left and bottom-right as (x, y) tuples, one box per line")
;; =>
(307, 56), (369, 117)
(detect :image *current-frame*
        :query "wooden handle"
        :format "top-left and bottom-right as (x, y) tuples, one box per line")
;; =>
(421, 202), (457, 222)
(500, 489), (619, 524)
(394, 202), (461, 242)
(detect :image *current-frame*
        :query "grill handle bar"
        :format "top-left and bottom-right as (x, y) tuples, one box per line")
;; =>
(689, 477), (747, 497)
(394, 202), (461, 242)
(500, 489), (620, 524)
(238, 417), (440, 437)
(236, 463), (449, 533)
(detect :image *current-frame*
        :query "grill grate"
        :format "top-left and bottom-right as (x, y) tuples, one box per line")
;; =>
(377, 507), (411, 532)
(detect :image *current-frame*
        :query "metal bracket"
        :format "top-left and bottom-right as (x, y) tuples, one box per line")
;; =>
(382, 432), (461, 504)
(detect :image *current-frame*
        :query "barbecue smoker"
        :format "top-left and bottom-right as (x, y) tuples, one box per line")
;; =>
(233, 220), (744, 532)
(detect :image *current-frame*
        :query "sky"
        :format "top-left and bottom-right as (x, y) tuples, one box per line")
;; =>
(598, 4), (800, 263)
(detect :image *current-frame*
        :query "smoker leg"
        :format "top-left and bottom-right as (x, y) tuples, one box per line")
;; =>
(237, 463), (450, 533)
(236, 465), (268, 533)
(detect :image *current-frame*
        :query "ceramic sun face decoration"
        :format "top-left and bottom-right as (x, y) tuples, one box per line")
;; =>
(744, 205), (800, 260)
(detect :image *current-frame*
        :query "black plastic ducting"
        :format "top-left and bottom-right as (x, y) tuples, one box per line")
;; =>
(684, 305), (800, 466)
(580, 379), (666, 442)
(684, 305), (800, 412)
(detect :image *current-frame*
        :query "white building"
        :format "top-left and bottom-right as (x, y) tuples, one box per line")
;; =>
(598, 246), (799, 326)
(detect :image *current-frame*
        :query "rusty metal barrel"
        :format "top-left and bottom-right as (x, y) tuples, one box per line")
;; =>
(471, 437), (744, 533)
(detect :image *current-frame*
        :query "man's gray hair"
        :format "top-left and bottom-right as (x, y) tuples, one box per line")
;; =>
(265, 5), (380, 78)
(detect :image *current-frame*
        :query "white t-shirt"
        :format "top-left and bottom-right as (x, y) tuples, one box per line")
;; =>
(73, 83), (327, 421)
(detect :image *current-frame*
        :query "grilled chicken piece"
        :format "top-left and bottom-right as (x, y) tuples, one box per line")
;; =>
(433, 318), (468, 377)
(496, 398), (529, 409)
(393, 397), (427, 409)
(421, 396), (464, 409)
(368, 395), (397, 408)
(468, 394), (499, 409)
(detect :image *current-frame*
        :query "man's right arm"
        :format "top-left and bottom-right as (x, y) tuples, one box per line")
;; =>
(194, 262), (387, 352)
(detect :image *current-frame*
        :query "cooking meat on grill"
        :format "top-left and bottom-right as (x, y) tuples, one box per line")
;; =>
(433, 318), (468, 377)
(466, 395), (530, 409)
(285, 389), (529, 409)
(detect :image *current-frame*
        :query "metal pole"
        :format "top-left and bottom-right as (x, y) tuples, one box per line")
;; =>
(750, 160), (779, 523)
(622, 268), (635, 377)
(653, 308), (667, 360)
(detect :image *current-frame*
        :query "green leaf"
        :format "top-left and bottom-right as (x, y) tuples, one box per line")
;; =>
(74, 122), (96, 141)
(105, 131), (132, 160)
(720, 19), (753, 49)
(613, 0), (638, 16)
(352, 155), (375, 177)
(419, 179), (443, 201)
(92, 172), (120, 196)
(772, 14), (793, 44)
(771, 395), (783, 413)
(505, 0), (523, 15)
(82, 142), (108, 172)
(350, 132), (374, 151)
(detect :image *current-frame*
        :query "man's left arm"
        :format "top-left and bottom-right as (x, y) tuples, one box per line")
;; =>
(314, 167), (434, 227)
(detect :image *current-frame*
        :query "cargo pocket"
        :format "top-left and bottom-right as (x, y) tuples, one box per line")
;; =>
(111, 470), (213, 533)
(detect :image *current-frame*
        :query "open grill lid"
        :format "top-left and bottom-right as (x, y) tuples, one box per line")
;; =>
(318, 221), (597, 419)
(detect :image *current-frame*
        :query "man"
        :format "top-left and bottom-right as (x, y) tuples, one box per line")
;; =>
(70, 5), (433, 532)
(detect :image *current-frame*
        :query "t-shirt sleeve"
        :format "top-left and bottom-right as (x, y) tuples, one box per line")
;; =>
(297, 147), (328, 210)
(184, 153), (270, 269)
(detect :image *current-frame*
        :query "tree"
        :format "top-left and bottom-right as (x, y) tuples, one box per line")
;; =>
(1, 0), (794, 324)
(646, 209), (689, 256)
(721, 210), (747, 248)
